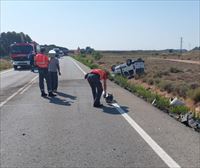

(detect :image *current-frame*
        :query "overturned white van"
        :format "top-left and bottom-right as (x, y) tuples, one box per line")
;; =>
(111, 58), (145, 78)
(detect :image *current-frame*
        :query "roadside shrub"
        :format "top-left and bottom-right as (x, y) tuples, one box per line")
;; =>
(170, 67), (183, 73)
(190, 83), (200, 89)
(0, 59), (12, 71)
(188, 88), (200, 103)
(147, 78), (154, 85)
(174, 84), (189, 98)
(153, 71), (169, 78)
(155, 95), (170, 110)
(92, 51), (102, 60)
(158, 81), (174, 93)
(154, 78), (160, 85)
(169, 105), (189, 115)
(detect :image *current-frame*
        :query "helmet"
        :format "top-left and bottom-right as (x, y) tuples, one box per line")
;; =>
(48, 50), (56, 54)
(48, 50), (56, 57)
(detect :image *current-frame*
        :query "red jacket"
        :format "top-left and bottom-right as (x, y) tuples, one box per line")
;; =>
(91, 69), (107, 80)
(35, 53), (49, 68)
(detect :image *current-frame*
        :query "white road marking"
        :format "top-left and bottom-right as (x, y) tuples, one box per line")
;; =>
(19, 76), (38, 94)
(0, 68), (13, 75)
(112, 103), (181, 168)
(71, 57), (181, 168)
(69, 57), (87, 75)
(0, 76), (38, 108)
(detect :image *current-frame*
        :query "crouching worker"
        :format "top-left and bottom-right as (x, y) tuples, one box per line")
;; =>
(34, 47), (56, 97)
(85, 69), (108, 108)
(48, 50), (61, 93)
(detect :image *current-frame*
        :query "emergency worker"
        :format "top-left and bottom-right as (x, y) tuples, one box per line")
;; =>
(34, 47), (56, 97)
(48, 50), (61, 93)
(85, 69), (108, 107)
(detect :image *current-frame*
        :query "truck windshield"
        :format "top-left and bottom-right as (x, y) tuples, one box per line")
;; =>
(11, 45), (33, 54)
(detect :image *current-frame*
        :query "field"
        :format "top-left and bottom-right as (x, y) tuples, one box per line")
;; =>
(91, 50), (200, 111)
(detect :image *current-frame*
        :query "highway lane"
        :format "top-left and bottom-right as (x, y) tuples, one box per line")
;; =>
(0, 56), (199, 168)
(0, 68), (37, 103)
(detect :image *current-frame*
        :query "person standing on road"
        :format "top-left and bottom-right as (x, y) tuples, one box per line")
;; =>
(85, 69), (108, 108)
(48, 50), (61, 93)
(34, 47), (56, 97)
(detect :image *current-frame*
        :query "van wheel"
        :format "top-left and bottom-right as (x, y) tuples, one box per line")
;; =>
(111, 65), (116, 72)
(126, 59), (132, 66)
(13, 65), (17, 70)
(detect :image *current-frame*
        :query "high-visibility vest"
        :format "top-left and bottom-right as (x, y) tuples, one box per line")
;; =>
(35, 54), (49, 68)
(91, 69), (107, 80)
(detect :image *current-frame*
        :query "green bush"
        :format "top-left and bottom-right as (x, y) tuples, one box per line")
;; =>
(155, 95), (170, 110)
(169, 105), (189, 115)
(92, 51), (102, 60)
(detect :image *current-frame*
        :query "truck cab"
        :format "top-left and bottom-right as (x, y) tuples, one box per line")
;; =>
(10, 42), (40, 70)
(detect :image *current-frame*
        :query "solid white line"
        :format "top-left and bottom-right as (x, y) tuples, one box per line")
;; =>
(0, 68), (13, 75)
(69, 57), (87, 75)
(112, 103), (181, 168)
(0, 76), (38, 108)
(19, 76), (38, 94)
(71, 57), (181, 168)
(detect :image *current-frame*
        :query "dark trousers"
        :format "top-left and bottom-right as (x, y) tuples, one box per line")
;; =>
(38, 68), (52, 93)
(87, 73), (103, 106)
(48, 72), (58, 91)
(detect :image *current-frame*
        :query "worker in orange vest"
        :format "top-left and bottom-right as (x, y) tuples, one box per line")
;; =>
(35, 47), (56, 97)
(85, 69), (108, 107)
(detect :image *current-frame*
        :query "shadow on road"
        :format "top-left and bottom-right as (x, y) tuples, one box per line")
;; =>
(44, 92), (77, 106)
(102, 104), (129, 115)
(56, 91), (77, 100)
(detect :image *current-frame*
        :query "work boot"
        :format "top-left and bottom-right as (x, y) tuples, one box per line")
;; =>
(93, 104), (104, 108)
(41, 92), (47, 97)
(48, 92), (57, 97)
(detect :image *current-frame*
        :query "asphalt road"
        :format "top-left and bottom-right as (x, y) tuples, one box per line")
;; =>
(0, 56), (199, 168)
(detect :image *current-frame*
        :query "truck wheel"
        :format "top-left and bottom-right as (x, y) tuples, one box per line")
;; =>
(126, 59), (132, 66)
(13, 65), (17, 70)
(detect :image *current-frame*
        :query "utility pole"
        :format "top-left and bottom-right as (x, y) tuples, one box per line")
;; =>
(180, 37), (183, 56)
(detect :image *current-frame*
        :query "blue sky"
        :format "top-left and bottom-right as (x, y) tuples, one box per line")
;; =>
(1, 0), (199, 50)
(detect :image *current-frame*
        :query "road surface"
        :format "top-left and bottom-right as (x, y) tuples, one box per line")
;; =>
(0, 57), (199, 168)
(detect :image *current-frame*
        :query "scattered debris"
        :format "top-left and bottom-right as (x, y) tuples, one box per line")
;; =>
(169, 97), (185, 106)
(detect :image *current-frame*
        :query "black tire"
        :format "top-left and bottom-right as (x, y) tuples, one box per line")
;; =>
(111, 65), (116, 72)
(13, 65), (17, 70)
(126, 59), (132, 66)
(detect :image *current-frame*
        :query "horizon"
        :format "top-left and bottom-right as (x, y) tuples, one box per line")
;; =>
(1, 1), (199, 50)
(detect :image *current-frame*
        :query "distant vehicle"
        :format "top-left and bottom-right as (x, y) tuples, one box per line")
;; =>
(53, 48), (64, 58)
(111, 58), (145, 78)
(10, 42), (40, 70)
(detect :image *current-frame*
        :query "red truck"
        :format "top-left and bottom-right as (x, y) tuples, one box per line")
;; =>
(10, 42), (40, 70)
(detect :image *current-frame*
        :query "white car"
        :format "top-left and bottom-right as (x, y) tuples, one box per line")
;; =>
(111, 58), (145, 78)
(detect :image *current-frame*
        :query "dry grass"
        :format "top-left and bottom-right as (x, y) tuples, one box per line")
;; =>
(0, 59), (12, 71)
